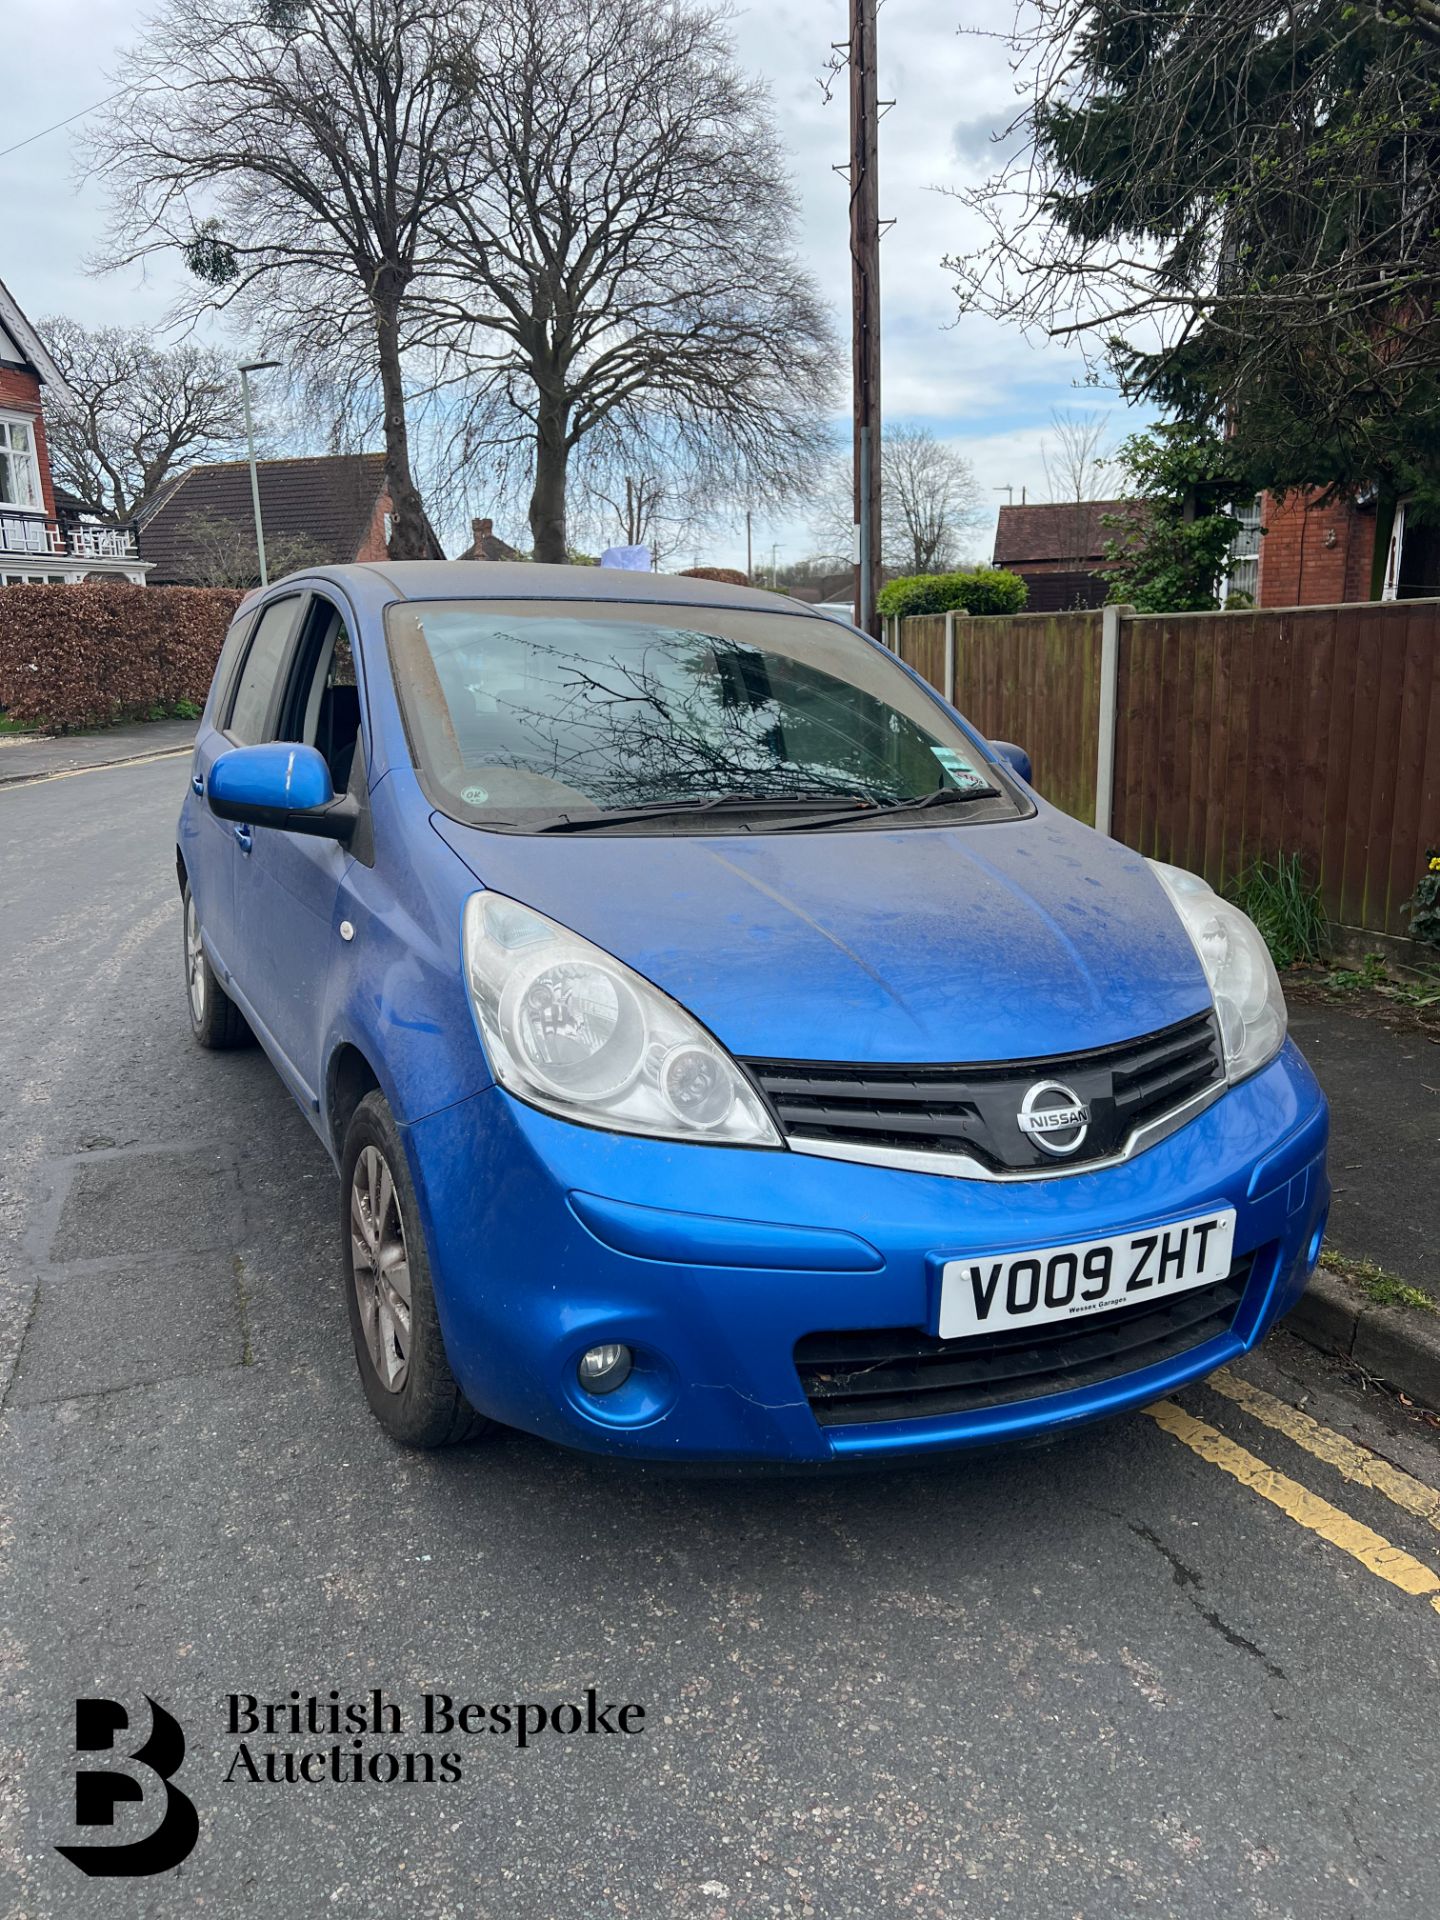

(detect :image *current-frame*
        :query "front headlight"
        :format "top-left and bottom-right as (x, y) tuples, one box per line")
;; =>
(1148, 861), (1287, 1083)
(462, 891), (782, 1147)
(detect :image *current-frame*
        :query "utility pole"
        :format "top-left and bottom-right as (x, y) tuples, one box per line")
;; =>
(849, 0), (881, 637)
(237, 359), (281, 588)
(745, 508), (753, 583)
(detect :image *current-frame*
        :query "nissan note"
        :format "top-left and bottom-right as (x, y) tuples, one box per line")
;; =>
(178, 563), (1329, 1462)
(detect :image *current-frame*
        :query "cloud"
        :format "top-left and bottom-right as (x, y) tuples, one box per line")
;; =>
(0, 0), (1149, 567)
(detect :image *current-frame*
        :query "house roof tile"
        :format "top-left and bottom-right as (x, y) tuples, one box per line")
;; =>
(994, 499), (1144, 567)
(137, 453), (392, 583)
(0, 276), (68, 392)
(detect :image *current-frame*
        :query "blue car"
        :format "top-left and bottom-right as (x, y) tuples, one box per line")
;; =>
(179, 563), (1328, 1462)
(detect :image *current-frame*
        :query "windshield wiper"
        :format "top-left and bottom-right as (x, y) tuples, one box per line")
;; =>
(531, 791), (881, 834)
(764, 782), (1001, 831)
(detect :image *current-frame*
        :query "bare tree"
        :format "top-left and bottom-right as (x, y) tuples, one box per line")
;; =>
(884, 425), (987, 573)
(812, 425), (985, 574)
(1041, 410), (1108, 503)
(40, 319), (248, 524)
(430, 0), (836, 563)
(86, 0), (481, 559)
(568, 448), (709, 570)
(169, 512), (328, 587)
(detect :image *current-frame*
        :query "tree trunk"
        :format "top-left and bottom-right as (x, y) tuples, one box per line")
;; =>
(374, 298), (430, 562)
(529, 389), (571, 563)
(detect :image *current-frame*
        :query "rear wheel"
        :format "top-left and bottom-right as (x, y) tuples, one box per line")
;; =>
(341, 1090), (493, 1448)
(182, 884), (252, 1050)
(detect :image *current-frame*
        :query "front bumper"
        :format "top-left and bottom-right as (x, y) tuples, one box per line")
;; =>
(401, 1041), (1329, 1464)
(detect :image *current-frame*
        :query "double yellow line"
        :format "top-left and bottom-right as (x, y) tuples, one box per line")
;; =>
(1146, 1368), (1440, 1617)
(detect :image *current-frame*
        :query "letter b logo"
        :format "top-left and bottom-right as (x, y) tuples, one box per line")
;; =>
(56, 1697), (199, 1877)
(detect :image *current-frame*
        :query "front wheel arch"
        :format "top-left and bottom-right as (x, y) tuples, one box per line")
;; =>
(325, 1042), (381, 1162)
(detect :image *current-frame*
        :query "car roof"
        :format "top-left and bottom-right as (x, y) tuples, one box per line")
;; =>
(312, 559), (820, 618)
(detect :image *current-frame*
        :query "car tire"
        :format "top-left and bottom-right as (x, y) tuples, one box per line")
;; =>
(340, 1090), (494, 1449)
(182, 883), (253, 1050)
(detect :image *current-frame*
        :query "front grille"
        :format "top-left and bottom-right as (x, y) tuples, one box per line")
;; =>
(744, 1011), (1222, 1173)
(794, 1257), (1251, 1426)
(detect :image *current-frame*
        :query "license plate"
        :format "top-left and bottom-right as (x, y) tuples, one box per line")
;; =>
(938, 1210), (1237, 1340)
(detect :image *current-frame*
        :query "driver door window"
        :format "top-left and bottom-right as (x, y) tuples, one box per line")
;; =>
(277, 600), (363, 794)
(225, 597), (303, 744)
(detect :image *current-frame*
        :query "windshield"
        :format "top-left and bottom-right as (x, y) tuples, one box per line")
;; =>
(386, 599), (1025, 831)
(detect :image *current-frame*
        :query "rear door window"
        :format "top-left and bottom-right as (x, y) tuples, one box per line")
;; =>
(225, 596), (303, 744)
(209, 610), (255, 719)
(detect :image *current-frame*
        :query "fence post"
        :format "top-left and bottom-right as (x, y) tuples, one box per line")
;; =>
(1095, 603), (1126, 836)
(943, 609), (956, 704)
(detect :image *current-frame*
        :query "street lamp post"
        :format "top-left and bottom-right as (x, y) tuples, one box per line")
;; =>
(237, 360), (281, 588)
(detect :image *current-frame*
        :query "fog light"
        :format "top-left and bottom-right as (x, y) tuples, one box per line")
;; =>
(578, 1343), (633, 1395)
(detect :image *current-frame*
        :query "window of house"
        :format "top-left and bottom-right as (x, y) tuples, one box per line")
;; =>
(1223, 497), (1262, 606)
(0, 418), (41, 510)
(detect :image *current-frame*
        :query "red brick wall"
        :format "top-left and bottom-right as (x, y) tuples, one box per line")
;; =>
(355, 488), (391, 562)
(1257, 490), (1378, 607)
(0, 364), (57, 518)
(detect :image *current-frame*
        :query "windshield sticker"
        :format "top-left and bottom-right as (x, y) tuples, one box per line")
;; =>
(461, 784), (490, 807)
(929, 746), (984, 785)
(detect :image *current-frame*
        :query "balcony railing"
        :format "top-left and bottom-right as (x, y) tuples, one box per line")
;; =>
(0, 512), (139, 560)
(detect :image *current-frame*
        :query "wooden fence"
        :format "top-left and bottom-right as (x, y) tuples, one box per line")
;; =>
(894, 599), (1440, 941)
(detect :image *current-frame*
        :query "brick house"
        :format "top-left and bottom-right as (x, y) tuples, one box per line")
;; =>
(1237, 490), (1438, 606)
(995, 485), (1431, 610)
(458, 515), (524, 561)
(992, 500), (1147, 610)
(136, 453), (444, 584)
(0, 276), (149, 586)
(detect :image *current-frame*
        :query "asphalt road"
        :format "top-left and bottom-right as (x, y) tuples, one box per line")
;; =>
(2, 755), (1438, 1920)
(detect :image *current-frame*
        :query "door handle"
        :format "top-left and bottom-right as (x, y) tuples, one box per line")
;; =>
(191, 772), (204, 795)
(233, 825), (253, 854)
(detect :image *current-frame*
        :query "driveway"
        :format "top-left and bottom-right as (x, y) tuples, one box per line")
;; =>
(2, 755), (1438, 1919)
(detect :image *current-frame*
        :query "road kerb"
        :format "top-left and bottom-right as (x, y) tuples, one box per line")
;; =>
(1285, 1266), (1440, 1415)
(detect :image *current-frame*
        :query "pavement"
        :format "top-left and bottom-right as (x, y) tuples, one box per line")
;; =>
(1287, 1000), (1440, 1301)
(0, 717), (196, 785)
(2, 754), (1439, 1919)
(1284, 999), (1440, 1406)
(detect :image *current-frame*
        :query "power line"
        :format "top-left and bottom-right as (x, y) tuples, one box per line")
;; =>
(0, 88), (131, 163)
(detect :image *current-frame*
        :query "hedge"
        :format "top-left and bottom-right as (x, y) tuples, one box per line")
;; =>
(876, 567), (1029, 619)
(0, 583), (244, 733)
(677, 565), (750, 586)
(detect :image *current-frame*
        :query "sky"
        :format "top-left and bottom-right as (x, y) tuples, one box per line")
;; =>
(0, 0), (1145, 570)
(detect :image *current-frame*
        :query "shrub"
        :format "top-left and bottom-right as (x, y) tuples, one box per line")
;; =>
(0, 583), (244, 734)
(678, 566), (749, 586)
(1404, 850), (1440, 950)
(1226, 853), (1329, 967)
(876, 567), (1028, 619)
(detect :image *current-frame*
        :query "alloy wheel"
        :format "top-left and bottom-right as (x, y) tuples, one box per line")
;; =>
(350, 1144), (412, 1393)
(185, 896), (207, 1023)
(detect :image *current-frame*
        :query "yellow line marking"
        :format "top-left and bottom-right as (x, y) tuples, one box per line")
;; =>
(1208, 1367), (1440, 1536)
(1145, 1398), (1440, 1601)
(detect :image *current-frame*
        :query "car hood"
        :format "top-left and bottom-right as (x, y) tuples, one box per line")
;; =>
(431, 809), (1212, 1064)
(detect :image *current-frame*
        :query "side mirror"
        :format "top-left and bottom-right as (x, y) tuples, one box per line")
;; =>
(207, 742), (358, 842)
(991, 740), (1032, 786)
